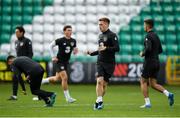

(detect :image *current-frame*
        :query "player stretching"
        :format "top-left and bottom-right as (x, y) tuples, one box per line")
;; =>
(42, 25), (78, 103)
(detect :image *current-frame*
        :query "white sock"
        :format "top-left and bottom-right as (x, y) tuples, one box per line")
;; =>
(12, 95), (17, 99)
(145, 97), (150, 105)
(64, 90), (71, 100)
(41, 78), (49, 84)
(96, 96), (103, 103)
(163, 90), (169, 97)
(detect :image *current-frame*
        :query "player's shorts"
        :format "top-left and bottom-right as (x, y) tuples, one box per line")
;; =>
(96, 62), (115, 82)
(55, 62), (68, 72)
(141, 59), (160, 79)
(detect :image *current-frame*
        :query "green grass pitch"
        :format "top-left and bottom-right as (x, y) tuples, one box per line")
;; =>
(0, 83), (180, 117)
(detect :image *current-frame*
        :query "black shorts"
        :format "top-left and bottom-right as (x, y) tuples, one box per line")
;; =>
(96, 62), (115, 82)
(141, 59), (160, 79)
(55, 62), (68, 72)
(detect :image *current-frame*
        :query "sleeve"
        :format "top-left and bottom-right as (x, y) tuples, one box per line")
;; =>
(74, 40), (76, 48)
(106, 34), (120, 53)
(158, 37), (163, 54)
(142, 37), (152, 56)
(11, 64), (22, 76)
(49, 40), (57, 57)
(90, 51), (98, 56)
(26, 39), (33, 58)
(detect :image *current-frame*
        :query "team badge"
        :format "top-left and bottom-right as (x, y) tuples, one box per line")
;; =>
(61, 66), (64, 70)
(103, 36), (107, 42)
(20, 42), (24, 46)
(63, 43), (66, 45)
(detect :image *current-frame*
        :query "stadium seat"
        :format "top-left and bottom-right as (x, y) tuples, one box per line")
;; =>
(76, 33), (86, 43)
(86, 0), (96, 5)
(2, 0), (12, 6)
(87, 23), (98, 33)
(158, 33), (165, 44)
(22, 15), (33, 24)
(166, 45), (178, 55)
(165, 33), (177, 44)
(87, 33), (98, 43)
(97, 0), (106, 5)
(65, 5), (75, 14)
(76, 5), (86, 14)
(75, 23), (86, 33)
(132, 44), (143, 55)
(132, 55), (143, 62)
(120, 33), (131, 44)
(120, 45), (132, 55)
(32, 33), (43, 43)
(44, 6), (54, 15)
(33, 23), (43, 33)
(43, 33), (54, 43)
(54, 5), (65, 14)
(2, 15), (11, 24)
(75, 0), (85, 5)
(44, 24), (54, 33)
(12, 6), (22, 15)
(23, 6), (33, 15)
(86, 6), (96, 14)
(44, 14), (54, 24)
(76, 14), (86, 24)
(132, 33), (143, 44)
(12, 15), (22, 24)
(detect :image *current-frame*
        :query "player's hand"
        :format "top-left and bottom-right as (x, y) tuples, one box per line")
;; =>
(52, 57), (58, 62)
(85, 50), (92, 55)
(73, 48), (78, 55)
(99, 46), (106, 51)
(139, 51), (144, 57)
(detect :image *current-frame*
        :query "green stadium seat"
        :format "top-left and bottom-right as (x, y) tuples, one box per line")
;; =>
(12, 15), (22, 24)
(166, 45), (178, 55)
(33, 6), (43, 14)
(141, 14), (153, 21)
(150, 0), (161, 6)
(155, 25), (164, 33)
(120, 33), (131, 44)
(132, 55), (143, 62)
(119, 25), (131, 33)
(164, 15), (175, 24)
(165, 33), (177, 44)
(22, 15), (33, 24)
(1, 34), (11, 43)
(165, 24), (176, 33)
(12, 6), (22, 15)
(163, 5), (173, 14)
(120, 45), (132, 55)
(2, 6), (12, 14)
(43, 0), (53, 5)
(23, 6), (33, 15)
(120, 55), (132, 63)
(2, 15), (11, 24)
(153, 15), (163, 23)
(131, 24), (142, 33)
(131, 16), (141, 24)
(158, 33), (165, 44)
(162, 45), (167, 55)
(2, 25), (11, 33)
(132, 33), (143, 44)
(12, 0), (21, 6)
(132, 44), (143, 55)
(159, 55), (167, 62)
(140, 6), (151, 15)
(23, 0), (33, 6)
(2, 0), (12, 6)
(151, 6), (162, 15)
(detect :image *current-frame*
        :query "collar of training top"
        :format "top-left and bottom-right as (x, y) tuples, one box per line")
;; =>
(102, 29), (110, 34)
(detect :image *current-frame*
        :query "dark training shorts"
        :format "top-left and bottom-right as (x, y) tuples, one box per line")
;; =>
(55, 62), (68, 72)
(96, 62), (115, 82)
(141, 59), (160, 79)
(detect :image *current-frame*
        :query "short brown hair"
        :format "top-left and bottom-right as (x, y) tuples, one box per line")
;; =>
(99, 17), (110, 25)
(63, 25), (72, 31)
(144, 19), (154, 28)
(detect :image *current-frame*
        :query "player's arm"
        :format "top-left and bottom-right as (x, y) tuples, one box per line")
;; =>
(27, 39), (33, 58)
(49, 40), (58, 62)
(73, 40), (78, 55)
(87, 50), (98, 56)
(140, 38), (152, 57)
(104, 35), (120, 52)
(11, 65), (22, 80)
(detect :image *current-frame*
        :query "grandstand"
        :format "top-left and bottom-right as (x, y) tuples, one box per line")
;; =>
(0, 0), (179, 62)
